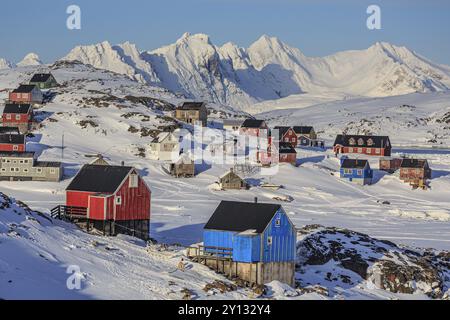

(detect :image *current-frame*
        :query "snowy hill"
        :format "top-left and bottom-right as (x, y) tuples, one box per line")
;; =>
(1, 62), (450, 300)
(17, 53), (42, 67)
(62, 34), (450, 108)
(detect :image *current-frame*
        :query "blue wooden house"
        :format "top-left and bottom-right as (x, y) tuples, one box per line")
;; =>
(340, 158), (373, 185)
(202, 200), (296, 286)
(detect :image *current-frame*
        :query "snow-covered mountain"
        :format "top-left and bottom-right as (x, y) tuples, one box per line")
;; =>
(0, 58), (14, 70)
(17, 53), (42, 67)
(62, 34), (450, 108)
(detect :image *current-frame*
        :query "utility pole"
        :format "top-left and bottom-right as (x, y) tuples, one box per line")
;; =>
(62, 133), (65, 160)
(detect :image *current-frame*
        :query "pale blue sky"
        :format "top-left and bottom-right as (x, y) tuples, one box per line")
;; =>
(0, 0), (449, 64)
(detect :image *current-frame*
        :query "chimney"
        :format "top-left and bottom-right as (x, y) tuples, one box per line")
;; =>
(254, 197), (258, 204)
(121, 161), (125, 167)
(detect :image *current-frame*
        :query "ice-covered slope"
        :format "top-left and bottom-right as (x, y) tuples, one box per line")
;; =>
(62, 34), (450, 108)
(17, 53), (42, 67)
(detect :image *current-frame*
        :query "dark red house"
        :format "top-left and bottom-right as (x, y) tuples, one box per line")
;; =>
(258, 140), (297, 166)
(333, 135), (391, 157)
(9, 85), (43, 104)
(0, 133), (26, 152)
(2, 104), (33, 134)
(239, 119), (269, 138)
(273, 126), (298, 148)
(56, 164), (151, 240)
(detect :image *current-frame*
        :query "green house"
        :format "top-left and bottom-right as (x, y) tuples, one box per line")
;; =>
(29, 73), (58, 89)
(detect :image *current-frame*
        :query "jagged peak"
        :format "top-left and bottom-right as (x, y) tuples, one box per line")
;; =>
(0, 57), (14, 69)
(176, 32), (212, 45)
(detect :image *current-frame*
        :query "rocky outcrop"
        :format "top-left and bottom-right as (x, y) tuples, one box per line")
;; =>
(296, 225), (449, 299)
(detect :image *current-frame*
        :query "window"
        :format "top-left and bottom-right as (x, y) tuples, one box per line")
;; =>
(376, 149), (381, 154)
(349, 138), (356, 146)
(1, 168), (6, 172)
(16, 115), (21, 121)
(129, 174), (139, 188)
(358, 148), (363, 153)
(357, 170), (363, 176)
(275, 219), (281, 227)
(13, 145), (19, 151)
(50, 169), (56, 174)
(344, 169), (352, 175)
(6, 114), (11, 120)
(348, 148), (354, 153)
(115, 196), (122, 205)
(23, 168), (29, 173)
(36, 168), (42, 173)
(366, 148), (372, 154)
(10, 168), (15, 172)
(367, 138), (374, 146)
(267, 236), (273, 246)
(358, 138), (364, 146)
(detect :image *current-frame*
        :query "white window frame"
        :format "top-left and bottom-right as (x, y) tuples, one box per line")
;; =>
(15, 115), (21, 121)
(115, 196), (122, 205)
(129, 174), (139, 188)
(13, 145), (19, 151)
(267, 236), (273, 246)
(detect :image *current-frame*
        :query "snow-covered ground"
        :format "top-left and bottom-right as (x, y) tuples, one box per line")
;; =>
(1, 63), (449, 300)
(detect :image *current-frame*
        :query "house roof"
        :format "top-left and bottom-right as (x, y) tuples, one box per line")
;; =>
(30, 73), (53, 83)
(241, 119), (266, 129)
(0, 151), (34, 158)
(293, 126), (314, 135)
(204, 201), (282, 234)
(177, 102), (206, 110)
(278, 142), (297, 154)
(12, 85), (38, 94)
(223, 119), (245, 127)
(3, 104), (32, 114)
(35, 161), (62, 168)
(0, 127), (20, 134)
(334, 135), (390, 148)
(219, 169), (243, 180)
(0, 134), (25, 144)
(400, 159), (428, 169)
(273, 126), (292, 139)
(66, 164), (134, 193)
(341, 159), (370, 169)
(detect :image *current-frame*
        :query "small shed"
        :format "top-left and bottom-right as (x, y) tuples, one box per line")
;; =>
(29, 73), (58, 89)
(200, 200), (297, 286)
(400, 159), (432, 189)
(340, 158), (373, 185)
(218, 169), (246, 190)
(278, 142), (297, 165)
(169, 153), (195, 178)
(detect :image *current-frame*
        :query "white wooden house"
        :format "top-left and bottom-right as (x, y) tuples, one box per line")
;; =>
(149, 132), (181, 161)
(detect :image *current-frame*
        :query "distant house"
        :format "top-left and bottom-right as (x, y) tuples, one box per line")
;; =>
(278, 142), (297, 165)
(334, 135), (391, 157)
(9, 85), (43, 104)
(55, 164), (151, 240)
(169, 153), (195, 178)
(0, 152), (62, 182)
(175, 102), (208, 127)
(273, 126), (298, 148)
(340, 158), (373, 185)
(90, 155), (110, 166)
(0, 133), (25, 152)
(379, 158), (403, 174)
(2, 104), (33, 134)
(29, 73), (58, 89)
(293, 126), (317, 146)
(239, 119), (268, 138)
(218, 169), (247, 190)
(400, 159), (432, 189)
(201, 200), (296, 286)
(223, 119), (244, 132)
(149, 132), (180, 161)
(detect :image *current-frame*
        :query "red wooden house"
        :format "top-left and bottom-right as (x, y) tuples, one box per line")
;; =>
(9, 85), (43, 104)
(55, 164), (151, 240)
(0, 133), (26, 152)
(273, 126), (298, 148)
(333, 135), (391, 157)
(257, 139), (297, 166)
(2, 104), (33, 134)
